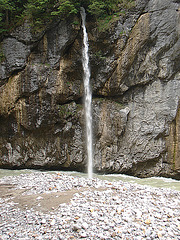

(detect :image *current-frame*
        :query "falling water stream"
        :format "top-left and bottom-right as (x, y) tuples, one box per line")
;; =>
(80, 7), (93, 178)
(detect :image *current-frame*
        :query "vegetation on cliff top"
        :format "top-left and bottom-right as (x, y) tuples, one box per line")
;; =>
(0, 0), (135, 36)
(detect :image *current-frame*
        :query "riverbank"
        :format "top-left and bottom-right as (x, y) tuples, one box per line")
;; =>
(0, 172), (180, 239)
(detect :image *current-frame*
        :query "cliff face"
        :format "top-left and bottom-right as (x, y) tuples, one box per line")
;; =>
(0, 0), (180, 178)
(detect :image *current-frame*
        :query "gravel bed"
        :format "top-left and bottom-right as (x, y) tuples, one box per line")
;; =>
(0, 172), (180, 239)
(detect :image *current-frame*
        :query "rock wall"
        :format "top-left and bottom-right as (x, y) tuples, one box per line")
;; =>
(0, 0), (180, 178)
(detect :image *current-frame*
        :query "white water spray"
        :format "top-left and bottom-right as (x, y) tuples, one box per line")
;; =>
(80, 7), (93, 178)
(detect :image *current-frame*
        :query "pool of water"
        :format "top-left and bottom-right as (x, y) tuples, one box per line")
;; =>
(0, 169), (180, 191)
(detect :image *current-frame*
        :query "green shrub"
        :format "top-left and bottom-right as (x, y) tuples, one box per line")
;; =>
(0, 0), (136, 38)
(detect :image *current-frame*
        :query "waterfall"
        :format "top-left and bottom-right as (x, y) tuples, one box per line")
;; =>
(80, 7), (93, 178)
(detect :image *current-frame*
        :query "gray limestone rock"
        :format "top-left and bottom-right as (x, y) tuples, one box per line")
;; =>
(0, 38), (31, 79)
(0, 0), (179, 178)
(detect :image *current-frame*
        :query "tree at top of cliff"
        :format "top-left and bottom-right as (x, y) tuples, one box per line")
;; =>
(0, 0), (135, 38)
(0, 0), (23, 33)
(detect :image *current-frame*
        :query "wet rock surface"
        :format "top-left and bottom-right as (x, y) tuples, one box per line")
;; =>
(0, 0), (180, 178)
(0, 172), (179, 239)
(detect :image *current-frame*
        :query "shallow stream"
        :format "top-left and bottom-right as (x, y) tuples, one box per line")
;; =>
(0, 169), (179, 191)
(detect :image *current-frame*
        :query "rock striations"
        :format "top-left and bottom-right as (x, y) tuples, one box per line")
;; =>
(0, 0), (180, 178)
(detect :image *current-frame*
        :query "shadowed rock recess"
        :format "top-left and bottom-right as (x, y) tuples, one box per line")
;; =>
(0, 0), (179, 178)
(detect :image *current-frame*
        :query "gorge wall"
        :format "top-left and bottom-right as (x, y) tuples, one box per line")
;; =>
(0, 0), (180, 178)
